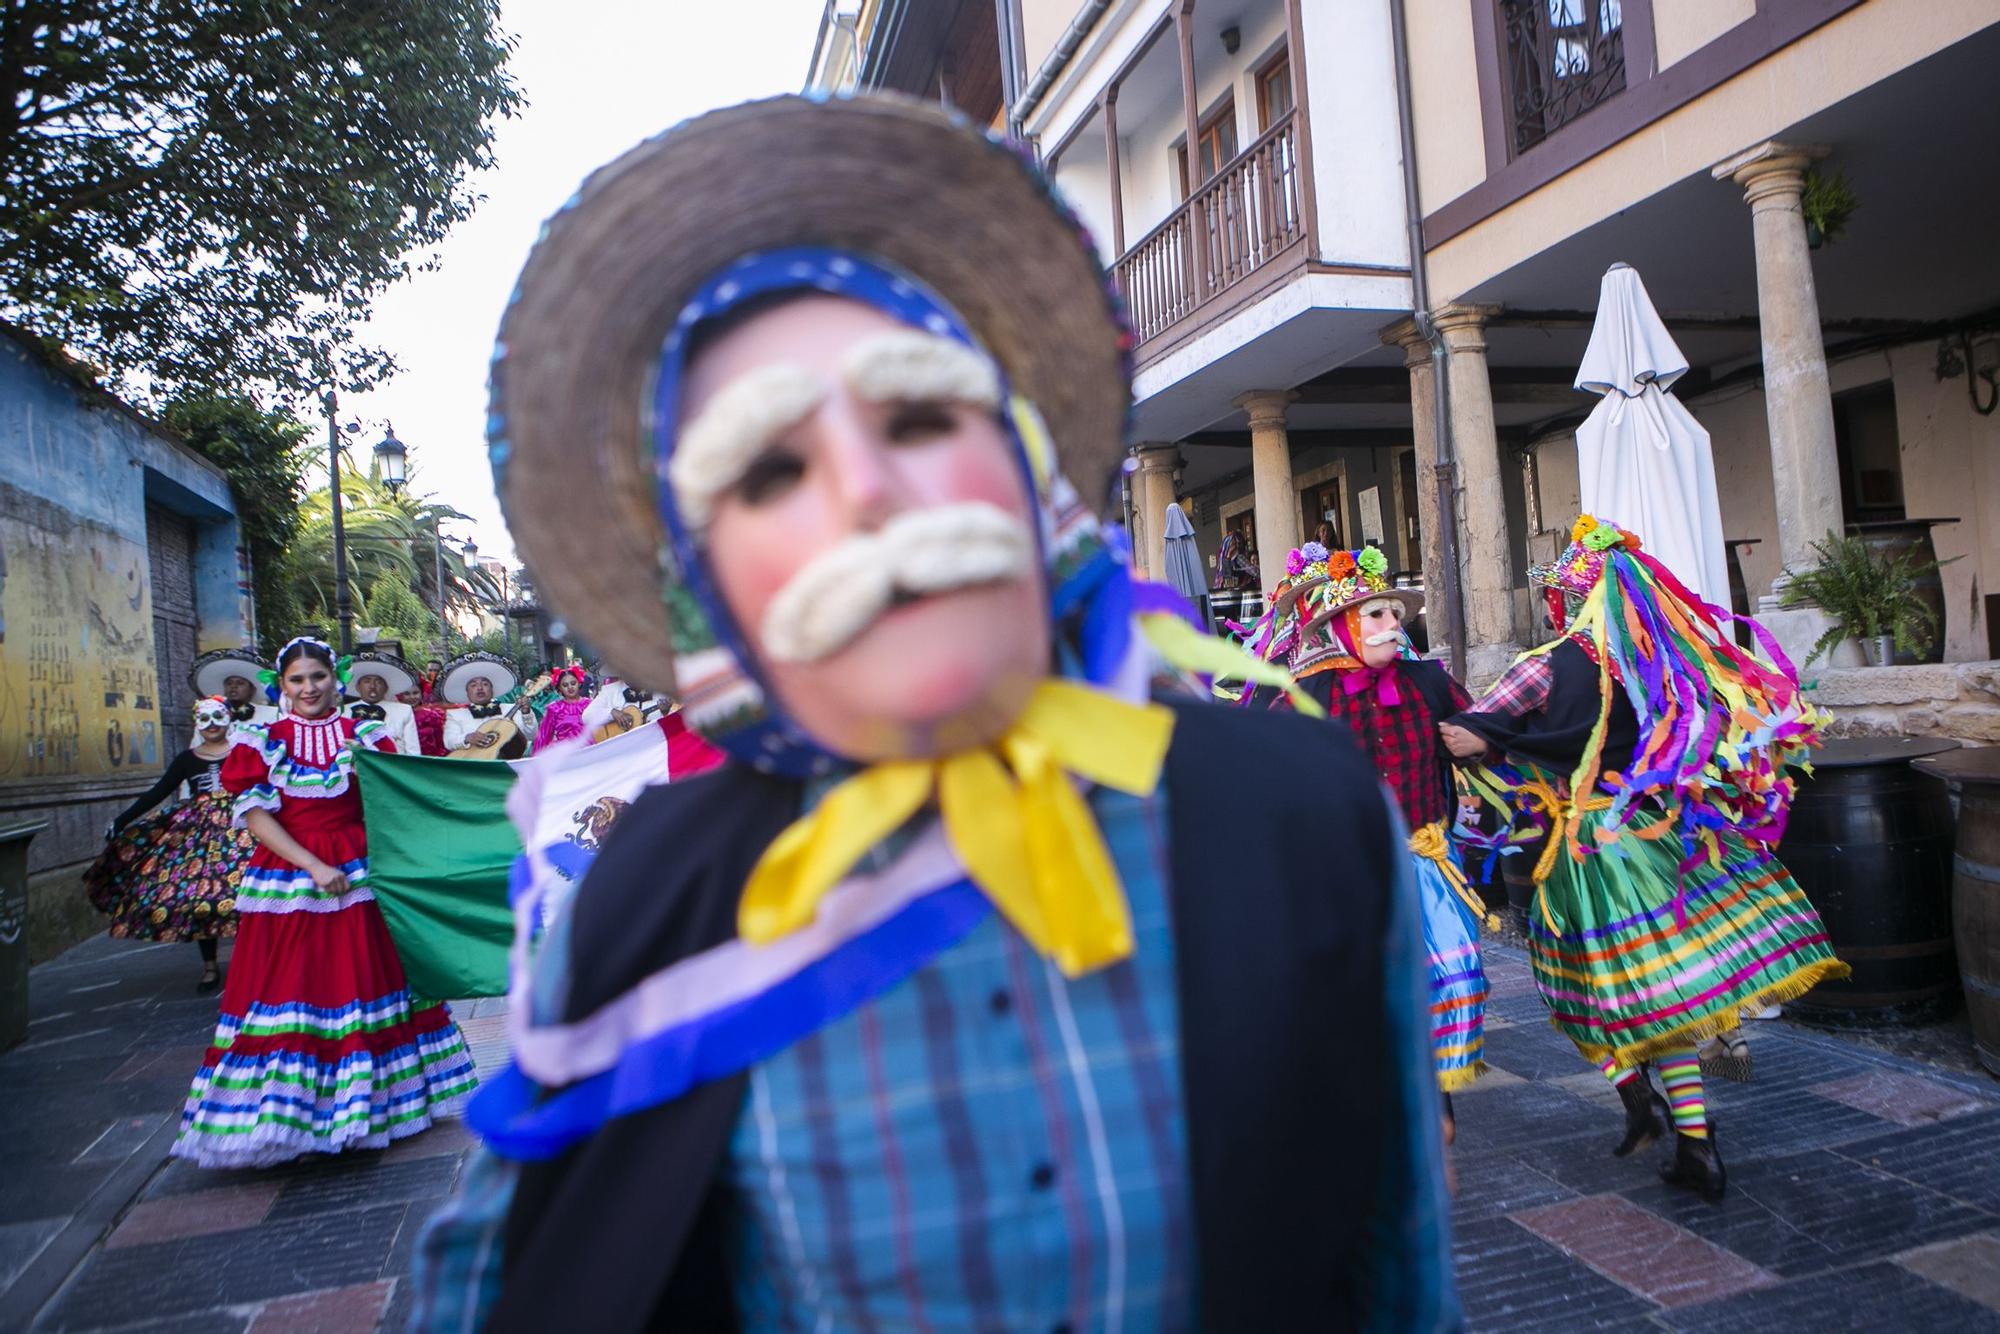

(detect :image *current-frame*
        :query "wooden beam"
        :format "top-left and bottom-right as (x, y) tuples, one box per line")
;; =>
(1103, 86), (1125, 255)
(1283, 0), (1320, 259)
(1175, 0), (1202, 193)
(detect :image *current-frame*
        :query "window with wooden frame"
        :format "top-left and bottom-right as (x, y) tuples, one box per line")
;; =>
(1256, 48), (1292, 132)
(1176, 93), (1238, 197)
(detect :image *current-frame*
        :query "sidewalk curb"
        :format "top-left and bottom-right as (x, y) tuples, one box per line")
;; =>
(0, 1113), (177, 1331)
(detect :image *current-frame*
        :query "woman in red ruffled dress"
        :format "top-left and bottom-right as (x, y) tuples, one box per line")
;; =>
(173, 637), (477, 1168)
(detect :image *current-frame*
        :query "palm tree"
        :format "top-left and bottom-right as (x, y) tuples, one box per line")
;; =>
(288, 466), (499, 642)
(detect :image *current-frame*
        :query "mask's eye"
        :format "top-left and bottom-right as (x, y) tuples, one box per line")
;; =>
(735, 447), (806, 506)
(884, 400), (957, 445)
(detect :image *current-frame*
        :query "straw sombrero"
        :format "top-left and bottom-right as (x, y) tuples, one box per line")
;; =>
(439, 652), (519, 704)
(344, 651), (419, 698)
(189, 649), (267, 699)
(489, 94), (1132, 692)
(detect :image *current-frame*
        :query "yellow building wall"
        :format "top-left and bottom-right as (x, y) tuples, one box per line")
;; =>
(1654, 0), (1758, 69)
(1406, 0), (1485, 213)
(1427, 0), (1999, 302)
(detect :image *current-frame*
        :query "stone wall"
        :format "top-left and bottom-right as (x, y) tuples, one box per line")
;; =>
(1804, 661), (2000, 745)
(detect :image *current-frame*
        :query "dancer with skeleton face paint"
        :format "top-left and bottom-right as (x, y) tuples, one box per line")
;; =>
(85, 696), (252, 991)
(415, 95), (1456, 1333)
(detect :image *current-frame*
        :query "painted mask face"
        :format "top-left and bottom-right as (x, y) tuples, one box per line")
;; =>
(1355, 598), (1404, 669)
(354, 673), (389, 703)
(680, 295), (1048, 762)
(191, 699), (229, 735)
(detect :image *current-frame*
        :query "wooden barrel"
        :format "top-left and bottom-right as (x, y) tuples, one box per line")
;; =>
(1782, 737), (1961, 1027)
(1847, 518), (1955, 665)
(1916, 748), (2000, 1077)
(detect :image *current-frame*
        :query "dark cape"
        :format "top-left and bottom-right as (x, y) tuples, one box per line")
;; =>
(1445, 638), (1640, 778)
(491, 695), (1410, 1333)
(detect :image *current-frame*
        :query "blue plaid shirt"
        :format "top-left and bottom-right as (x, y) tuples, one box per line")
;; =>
(413, 784), (1458, 1332)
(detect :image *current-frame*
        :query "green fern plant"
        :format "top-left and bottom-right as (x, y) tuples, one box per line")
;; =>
(1780, 531), (1939, 666)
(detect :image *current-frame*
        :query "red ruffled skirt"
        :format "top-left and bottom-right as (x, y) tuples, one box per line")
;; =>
(172, 816), (477, 1168)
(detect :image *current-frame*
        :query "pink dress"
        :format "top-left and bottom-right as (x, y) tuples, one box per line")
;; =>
(535, 695), (591, 749)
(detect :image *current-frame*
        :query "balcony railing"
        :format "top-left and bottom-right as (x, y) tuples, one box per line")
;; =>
(1500, 0), (1626, 155)
(1113, 108), (1305, 346)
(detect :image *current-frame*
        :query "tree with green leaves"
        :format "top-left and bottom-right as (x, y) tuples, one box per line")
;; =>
(0, 1), (521, 401)
(288, 465), (498, 638)
(160, 392), (310, 656)
(363, 566), (441, 654)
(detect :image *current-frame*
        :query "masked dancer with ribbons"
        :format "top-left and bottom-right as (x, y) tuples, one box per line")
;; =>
(414, 94), (1455, 1333)
(1243, 542), (1490, 1137)
(86, 696), (254, 992)
(173, 636), (477, 1168)
(1438, 516), (1847, 1202)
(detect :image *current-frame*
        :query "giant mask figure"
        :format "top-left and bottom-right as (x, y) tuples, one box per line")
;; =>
(423, 94), (1453, 1334)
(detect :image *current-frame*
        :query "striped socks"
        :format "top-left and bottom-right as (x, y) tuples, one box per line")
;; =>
(1601, 1056), (1639, 1087)
(1655, 1048), (1709, 1138)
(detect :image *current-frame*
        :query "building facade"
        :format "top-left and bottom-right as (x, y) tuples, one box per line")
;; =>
(819, 1), (2000, 707)
(0, 329), (251, 957)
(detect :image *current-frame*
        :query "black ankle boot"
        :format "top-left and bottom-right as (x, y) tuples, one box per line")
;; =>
(1660, 1126), (1727, 1202)
(1613, 1072), (1671, 1158)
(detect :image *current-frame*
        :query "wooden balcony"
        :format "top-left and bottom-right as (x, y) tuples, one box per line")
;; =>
(1113, 108), (1307, 351)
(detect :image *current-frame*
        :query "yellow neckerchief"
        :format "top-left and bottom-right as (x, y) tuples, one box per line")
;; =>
(738, 678), (1175, 977)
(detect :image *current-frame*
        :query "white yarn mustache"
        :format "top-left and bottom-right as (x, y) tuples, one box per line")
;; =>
(759, 501), (1037, 664)
(1363, 630), (1401, 647)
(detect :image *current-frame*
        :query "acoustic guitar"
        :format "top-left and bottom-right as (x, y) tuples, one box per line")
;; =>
(446, 674), (549, 761)
(590, 695), (663, 743)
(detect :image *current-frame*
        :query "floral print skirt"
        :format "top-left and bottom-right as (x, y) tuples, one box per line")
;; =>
(85, 793), (249, 942)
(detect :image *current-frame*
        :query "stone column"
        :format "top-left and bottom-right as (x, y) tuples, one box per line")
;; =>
(1236, 390), (1300, 597)
(1384, 316), (1458, 666)
(1434, 303), (1521, 686)
(1712, 141), (1842, 662)
(1382, 319), (1450, 601)
(1129, 443), (1181, 580)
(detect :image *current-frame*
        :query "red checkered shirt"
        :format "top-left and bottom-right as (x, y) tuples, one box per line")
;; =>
(1317, 664), (1473, 829)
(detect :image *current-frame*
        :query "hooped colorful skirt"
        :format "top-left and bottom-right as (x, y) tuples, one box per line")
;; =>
(85, 793), (248, 942)
(1527, 806), (1849, 1070)
(1410, 824), (1488, 1093)
(172, 855), (478, 1168)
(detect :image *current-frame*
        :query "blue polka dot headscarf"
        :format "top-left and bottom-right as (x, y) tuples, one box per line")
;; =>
(650, 247), (1135, 779)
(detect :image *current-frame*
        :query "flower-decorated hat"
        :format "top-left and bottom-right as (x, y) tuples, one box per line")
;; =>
(1530, 514), (1643, 598)
(1298, 545), (1421, 639)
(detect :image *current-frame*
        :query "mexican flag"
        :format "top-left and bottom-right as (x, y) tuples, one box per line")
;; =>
(357, 717), (721, 999)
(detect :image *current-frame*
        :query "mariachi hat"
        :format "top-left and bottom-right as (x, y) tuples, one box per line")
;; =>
(1530, 514), (1642, 598)
(1299, 545), (1422, 639)
(343, 651), (418, 698)
(439, 652), (519, 704)
(189, 648), (268, 699)
(488, 93), (1131, 693)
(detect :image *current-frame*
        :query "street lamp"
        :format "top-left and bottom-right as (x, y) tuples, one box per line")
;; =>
(323, 391), (354, 653)
(373, 423), (407, 495)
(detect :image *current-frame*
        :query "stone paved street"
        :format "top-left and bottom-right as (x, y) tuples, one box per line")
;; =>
(5, 935), (2000, 1330)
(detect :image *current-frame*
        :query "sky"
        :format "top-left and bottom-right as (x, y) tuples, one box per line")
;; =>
(342, 0), (830, 566)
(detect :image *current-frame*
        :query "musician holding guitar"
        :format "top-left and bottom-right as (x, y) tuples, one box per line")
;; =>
(440, 652), (536, 760)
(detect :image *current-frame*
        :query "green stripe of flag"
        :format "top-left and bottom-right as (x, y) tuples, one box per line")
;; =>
(356, 749), (519, 999)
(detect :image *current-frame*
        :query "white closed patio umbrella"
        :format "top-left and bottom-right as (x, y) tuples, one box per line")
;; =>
(1574, 263), (1731, 613)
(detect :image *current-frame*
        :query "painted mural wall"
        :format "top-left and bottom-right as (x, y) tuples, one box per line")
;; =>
(0, 331), (246, 893)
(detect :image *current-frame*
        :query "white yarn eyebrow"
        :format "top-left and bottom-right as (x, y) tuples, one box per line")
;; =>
(841, 330), (1001, 411)
(670, 364), (824, 532)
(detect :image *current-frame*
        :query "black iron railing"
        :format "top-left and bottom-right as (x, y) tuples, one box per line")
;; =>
(1500, 0), (1626, 155)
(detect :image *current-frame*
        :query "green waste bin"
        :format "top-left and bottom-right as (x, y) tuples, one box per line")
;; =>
(0, 819), (46, 1051)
